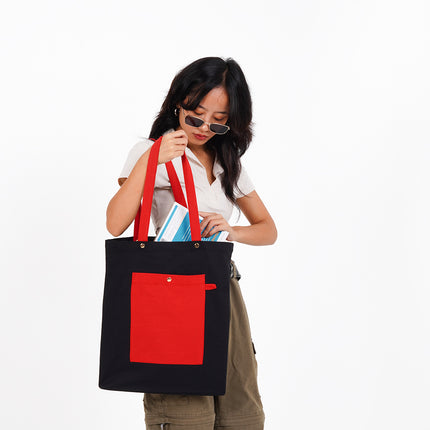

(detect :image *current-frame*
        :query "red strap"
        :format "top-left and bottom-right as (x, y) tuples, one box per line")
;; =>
(134, 137), (161, 241)
(166, 161), (187, 207)
(133, 137), (201, 242)
(148, 138), (187, 207)
(181, 155), (201, 241)
(133, 205), (141, 240)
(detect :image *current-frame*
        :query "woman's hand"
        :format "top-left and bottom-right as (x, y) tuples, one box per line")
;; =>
(158, 130), (188, 165)
(199, 211), (237, 241)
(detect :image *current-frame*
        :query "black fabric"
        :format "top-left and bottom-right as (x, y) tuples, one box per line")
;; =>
(99, 236), (233, 395)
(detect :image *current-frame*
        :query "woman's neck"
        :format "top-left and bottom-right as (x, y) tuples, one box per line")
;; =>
(187, 143), (214, 158)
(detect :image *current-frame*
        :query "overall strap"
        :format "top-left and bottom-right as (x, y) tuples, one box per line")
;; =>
(133, 137), (200, 242)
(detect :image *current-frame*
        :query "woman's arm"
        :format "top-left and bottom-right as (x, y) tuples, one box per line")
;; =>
(106, 149), (151, 237)
(199, 190), (277, 246)
(232, 190), (277, 245)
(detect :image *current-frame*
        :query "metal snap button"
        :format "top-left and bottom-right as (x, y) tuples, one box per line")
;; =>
(167, 277), (172, 282)
(194, 243), (200, 248)
(140, 243), (145, 248)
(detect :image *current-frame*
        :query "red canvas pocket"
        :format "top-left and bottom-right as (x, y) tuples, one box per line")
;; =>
(130, 273), (216, 365)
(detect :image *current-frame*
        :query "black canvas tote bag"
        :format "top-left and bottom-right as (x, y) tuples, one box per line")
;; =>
(99, 137), (233, 395)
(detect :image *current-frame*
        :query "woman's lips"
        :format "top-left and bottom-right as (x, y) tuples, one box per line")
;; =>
(193, 133), (208, 141)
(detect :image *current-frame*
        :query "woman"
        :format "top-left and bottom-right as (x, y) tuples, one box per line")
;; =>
(106, 57), (277, 430)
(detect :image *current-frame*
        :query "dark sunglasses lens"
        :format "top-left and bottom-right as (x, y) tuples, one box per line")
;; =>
(210, 124), (229, 134)
(185, 115), (204, 127)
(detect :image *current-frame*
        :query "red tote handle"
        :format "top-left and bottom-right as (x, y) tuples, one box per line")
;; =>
(133, 137), (201, 242)
(133, 145), (186, 241)
(165, 160), (187, 207)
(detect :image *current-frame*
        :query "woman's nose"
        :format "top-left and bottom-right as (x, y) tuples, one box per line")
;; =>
(200, 121), (210, 132)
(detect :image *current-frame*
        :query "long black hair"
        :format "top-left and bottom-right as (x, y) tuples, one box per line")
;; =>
(149, 57), (253, 205)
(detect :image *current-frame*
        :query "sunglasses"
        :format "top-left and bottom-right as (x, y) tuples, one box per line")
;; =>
(184, 113), (230, 135)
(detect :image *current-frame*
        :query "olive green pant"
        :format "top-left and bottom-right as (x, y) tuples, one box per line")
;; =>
(143, 261), (265, 429)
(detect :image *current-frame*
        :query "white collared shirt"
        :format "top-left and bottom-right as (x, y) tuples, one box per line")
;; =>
(119, 130), (255, 234)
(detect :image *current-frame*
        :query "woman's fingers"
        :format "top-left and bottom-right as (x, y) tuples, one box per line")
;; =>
(199, 212), (218, 232)
(159, 131), (188, 164)
(199, 212), (229, 237)
(198, 212), (235, 240)
(170, 130), (188, 147)
(171, 129), (187, 139)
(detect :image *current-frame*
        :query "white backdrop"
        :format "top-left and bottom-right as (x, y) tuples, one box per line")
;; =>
(1, 1), (429, 429)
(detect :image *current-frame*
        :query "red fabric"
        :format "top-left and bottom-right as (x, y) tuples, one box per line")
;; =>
(181, 155), (201, 241)
(134, 137), (161, 241)
(166, 161), (187, 207)
(130, 273), (217, 365)
(133, 205), (141, 241)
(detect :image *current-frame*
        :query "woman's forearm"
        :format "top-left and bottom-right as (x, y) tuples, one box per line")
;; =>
(106, 149), (151, 237)
(231, 219), (277, 246)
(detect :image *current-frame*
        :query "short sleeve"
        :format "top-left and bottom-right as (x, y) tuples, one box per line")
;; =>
(234, 164), (255, 198)
(119, 138), (153, 179)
